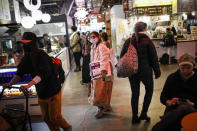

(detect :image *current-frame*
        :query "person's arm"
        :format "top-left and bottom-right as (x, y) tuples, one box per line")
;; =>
(160, 75), (174, 106)
(3, 75), (21, 87)
(148, 39), (161, 79)
(99, 44), (110, 77)
(70, 34), (80, 49)
(19, 76), (41, 91)
(120, 39), (130, 58)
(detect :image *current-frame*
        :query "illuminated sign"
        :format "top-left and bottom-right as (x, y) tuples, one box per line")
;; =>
(134, 0), (172, 7)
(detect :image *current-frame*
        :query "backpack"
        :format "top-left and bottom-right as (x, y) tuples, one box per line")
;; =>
(163, 34), (176, 47)
(160, 53), (169, 65)
(52, 57), (65, 84)
(117, 38), (138, 78)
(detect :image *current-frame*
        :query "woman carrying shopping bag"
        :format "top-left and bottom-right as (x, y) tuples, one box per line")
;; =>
(88, 32), (113, 119)
(120, 22), (161, 124)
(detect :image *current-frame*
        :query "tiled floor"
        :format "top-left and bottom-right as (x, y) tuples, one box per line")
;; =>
(31, 64), (179, 131)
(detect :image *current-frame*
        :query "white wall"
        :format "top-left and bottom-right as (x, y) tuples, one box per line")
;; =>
(110, 5), (128, 56)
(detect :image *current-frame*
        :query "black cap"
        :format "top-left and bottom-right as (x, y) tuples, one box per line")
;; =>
(19, 32), (37, 44)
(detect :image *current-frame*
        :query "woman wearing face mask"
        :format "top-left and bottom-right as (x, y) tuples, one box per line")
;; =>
(88, 32), (113, 119)
(3, 32), (72, 131)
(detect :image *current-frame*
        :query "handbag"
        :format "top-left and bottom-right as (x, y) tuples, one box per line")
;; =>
(89, 61), (101, 80)
(117, 38), (138, 78)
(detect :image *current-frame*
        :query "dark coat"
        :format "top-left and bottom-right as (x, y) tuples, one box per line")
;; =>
(120, 33), (161, 77)
(160, 68), (197, 109)
(16, 50), (61, 99)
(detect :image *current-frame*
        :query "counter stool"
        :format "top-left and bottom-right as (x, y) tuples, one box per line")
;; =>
(181, 112), (197, 131)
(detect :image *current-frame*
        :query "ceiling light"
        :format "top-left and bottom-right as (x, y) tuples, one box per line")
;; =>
(42, 14), (51, 23)
(23, 0), (41, 11)
(21, 16), (35, 28)
(192, 11), (196, 16)
(74, 8), (89, 21)
(182, 13), (187, 20)
(32, 10), (42, 21)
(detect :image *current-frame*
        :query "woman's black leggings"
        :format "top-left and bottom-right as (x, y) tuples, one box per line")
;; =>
(129, 72), (154, 116)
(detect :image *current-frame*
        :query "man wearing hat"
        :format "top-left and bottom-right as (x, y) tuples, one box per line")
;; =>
(152, 53), (197, 131)
(3, 32), (72, 131)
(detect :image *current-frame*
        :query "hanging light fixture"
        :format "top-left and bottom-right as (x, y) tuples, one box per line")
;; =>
(23, 0), (41, 11)
(74, 8), (89, 21)
(21, 16), (35, 28)
(32, 10), (43, 21)
(42, 13), (51, 23)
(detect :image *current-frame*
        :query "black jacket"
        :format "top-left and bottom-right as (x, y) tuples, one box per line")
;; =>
(16, 50), (61, 99)
(160, 68), (197, 109)
(120, 33), (161, 77)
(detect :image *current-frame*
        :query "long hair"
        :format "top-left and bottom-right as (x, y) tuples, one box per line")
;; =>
(134, 22), (147, 43)
(101, 32), (108, 41)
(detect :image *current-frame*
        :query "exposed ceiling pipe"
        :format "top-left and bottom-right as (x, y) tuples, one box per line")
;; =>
(67, 0), (74, 16)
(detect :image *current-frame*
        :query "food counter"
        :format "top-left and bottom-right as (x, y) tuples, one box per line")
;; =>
(151, 38), (177, 59)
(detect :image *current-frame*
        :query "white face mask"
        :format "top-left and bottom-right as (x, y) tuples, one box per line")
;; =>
(90, 39), (98, 45)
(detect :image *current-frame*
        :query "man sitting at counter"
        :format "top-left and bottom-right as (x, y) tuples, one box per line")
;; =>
(152, 53), (197, 131)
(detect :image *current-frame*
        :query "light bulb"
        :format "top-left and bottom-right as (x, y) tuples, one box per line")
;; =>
(21, 16), (35, 29)
(23, 0), (41, 11)
(32, 10), (43, 21)
(42, 14), (51, 23)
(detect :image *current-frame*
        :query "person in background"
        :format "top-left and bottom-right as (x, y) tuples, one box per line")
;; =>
(99, 30), (103, 37)
(171, 25), (177, 36)
(163, 28), (176, 47)
(3, 32), (72, 131)
(101, 32), (110, 49)
(88, 31), (113, 119)
(152, 53), (197, 131)
(39, 33), (52, 53)
(81, 33), (91, 96)
(120, 22), (161, 124)
(177, 30), (184, 39)
(70, 26), (81, 72)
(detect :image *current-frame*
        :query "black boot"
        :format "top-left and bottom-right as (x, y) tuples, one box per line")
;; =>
(132, 115), (140, 124)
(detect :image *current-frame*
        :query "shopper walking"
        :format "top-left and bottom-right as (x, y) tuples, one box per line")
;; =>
(88, 32), (113, 119)
(70, 26), (81, 72)
(81, 33), (91, 96)
(3, 32), (72, 131)
(120, 22), (161, 124)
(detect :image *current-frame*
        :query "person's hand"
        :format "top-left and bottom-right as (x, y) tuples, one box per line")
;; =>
(101, 70), (107, 81)
(166, 97), (180, 106)
(186, 99), (195, 106)
(155, 73), (161, 79)
(19, 85), (29, 95)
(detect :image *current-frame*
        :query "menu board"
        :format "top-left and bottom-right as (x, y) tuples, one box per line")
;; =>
(178, 0), (196, 12)
(0, 0), (11, 21)
(134, 0), (171, 7)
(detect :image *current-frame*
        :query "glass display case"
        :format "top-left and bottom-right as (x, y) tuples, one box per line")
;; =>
(0, 66), (41, 116)
(0, 66), (36, 99)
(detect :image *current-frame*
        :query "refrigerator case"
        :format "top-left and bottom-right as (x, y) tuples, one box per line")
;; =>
(0, 67), (41, 116)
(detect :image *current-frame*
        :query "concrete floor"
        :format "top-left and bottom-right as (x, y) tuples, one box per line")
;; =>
(31, 64), (179, 131)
